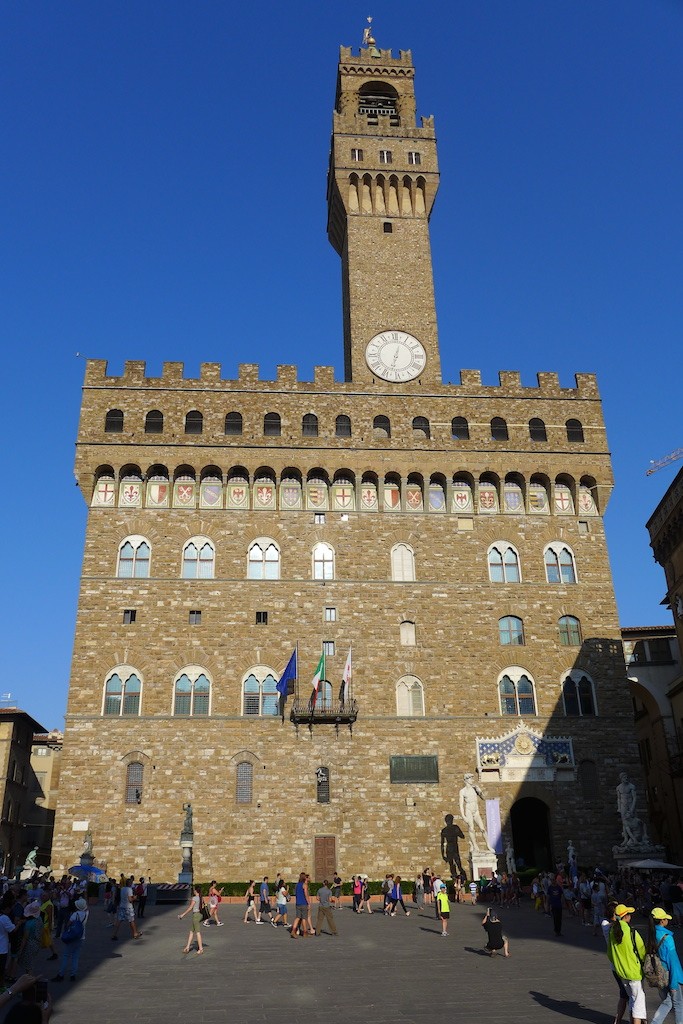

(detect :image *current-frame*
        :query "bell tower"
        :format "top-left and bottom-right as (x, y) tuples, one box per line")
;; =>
(327, 30), (442, 387)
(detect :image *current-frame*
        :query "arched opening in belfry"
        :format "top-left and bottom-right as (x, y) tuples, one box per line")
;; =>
(358, 82), (400, 127)
(510, 797), (552, 871)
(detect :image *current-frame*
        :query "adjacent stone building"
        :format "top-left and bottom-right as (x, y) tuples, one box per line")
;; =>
(52, 38), (639, 880)
(0, 708), (47, 875)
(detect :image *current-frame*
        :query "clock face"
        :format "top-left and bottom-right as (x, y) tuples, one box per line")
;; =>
(365, 331), (427, 382)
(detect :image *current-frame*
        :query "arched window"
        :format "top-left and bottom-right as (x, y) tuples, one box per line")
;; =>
(182, 538), (215, 579)
(103, 669), (141, 716)
(488, 544), (521, 583)
(566, 418), (585, 443)
(491, 417), (509, 441)
(451, 416), (469, 440)
(117, 536), (151, 578)
(396, 676), (425, 716)
(185, 410), (203, 435)
(236, 761), (253, 803)
(173, 670), (211, 716)
(144, 410), (163, 434)
(335, 415), (352, 438)
(400, 620), (416, 646)
(105, 409), (124, 433)
(579, 760), (599, 801)
(529, 418), (547, 442)
(247, 539), (280, 580)
(373, 415), (391, 438)
(302, 413), (318, 437)
(125, 762), (143, 804)
(545, 544), (577, 584)
(499, 616), (524, 645)
(313, 543), (335, 580)
(391, 543), (415, 582)
(562, 673), (597, 716)
(412, 416), (430, 439)
(242, 669), (279, 716)
(559, 615), (582, 646)
(225, 412), (243, 435)
(499, 670), (537, 716)
(264, 412), (281, 436)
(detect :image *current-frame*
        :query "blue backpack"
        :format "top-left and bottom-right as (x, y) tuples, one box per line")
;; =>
(62, 914), (85, 944)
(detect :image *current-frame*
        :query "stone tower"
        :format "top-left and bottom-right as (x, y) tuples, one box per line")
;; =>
(327, 46), (441, 385)
(51, 36), (640, 881)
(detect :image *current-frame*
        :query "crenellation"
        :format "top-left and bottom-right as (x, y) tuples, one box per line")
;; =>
(313, 365), (336, 387)
(536, 372), (561, 393)
(199, 362), (222, 383)
(460, 369), (482, 387)
(276, 365), (298, 385)
(499, 371), (522, 390)
(123, 360), (146, 382)
(84, 359), (108, 384)
(237, 363), (260, 384)
(162, 361), (184, 383)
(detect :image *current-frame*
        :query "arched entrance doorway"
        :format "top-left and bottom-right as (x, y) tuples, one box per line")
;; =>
(510, 797), (552, 871)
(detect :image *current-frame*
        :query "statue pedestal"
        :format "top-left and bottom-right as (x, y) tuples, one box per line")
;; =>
(469, 850), (498, 881)
(612, 842), (666, 870)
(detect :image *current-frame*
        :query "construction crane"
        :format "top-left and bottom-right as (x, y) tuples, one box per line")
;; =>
(647, 448), (683, 476)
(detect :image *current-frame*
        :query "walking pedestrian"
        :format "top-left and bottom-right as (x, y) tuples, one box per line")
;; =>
(359, 875), (373, 914)
(548, 875), (564, 937)
(351, 876), (362, 913)
(600, 901), (629, 1024)
(178, 885), (204, 955)
(273, 882), (289, 928)
(243, 881), (262, 924)
(649, 907), (683, 1024)
(290, 873), (310, 938)
(205, 881), (224, 927)
(414, 873), (424, 910)
(482, 907), (510, 957)
(16, 904), (42, 977)
(606, 903), (646, 1024)
(259, 877), (273, 924)
(315, 880), (338, 936)
(53, 897), (89, 982)
(112, 877), (141, 941)
(385, 876), (410, 917)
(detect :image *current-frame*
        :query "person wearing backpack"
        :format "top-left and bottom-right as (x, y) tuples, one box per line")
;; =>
(53, 897), (89, 982)
(606, 903), (647, 1024)
(648, 907), (683, 1024)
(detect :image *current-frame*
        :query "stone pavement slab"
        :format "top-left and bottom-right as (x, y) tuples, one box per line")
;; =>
(13, 898), (678, 1024)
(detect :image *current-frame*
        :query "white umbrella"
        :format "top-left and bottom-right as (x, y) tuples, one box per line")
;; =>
(625, 859), (683, 870)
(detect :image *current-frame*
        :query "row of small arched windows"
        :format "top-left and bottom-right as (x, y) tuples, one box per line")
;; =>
(106, 665), (597, 721)
(117, 535), (579, 585)
(104, 408), (586, 444)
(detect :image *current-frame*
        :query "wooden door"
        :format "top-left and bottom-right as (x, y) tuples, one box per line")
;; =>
(314, 835), (336, 882)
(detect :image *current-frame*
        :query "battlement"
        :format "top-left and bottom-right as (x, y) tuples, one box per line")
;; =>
(339, 46), (414, 70)
(83, 359), (599, 398)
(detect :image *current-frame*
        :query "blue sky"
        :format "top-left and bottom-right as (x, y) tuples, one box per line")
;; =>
(2, 1), (682, 730)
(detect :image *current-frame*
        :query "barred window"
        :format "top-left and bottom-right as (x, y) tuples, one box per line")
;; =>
(302, 413), (319, 437)
(236, 761), (253, 804)
(264, 412), (281, 436)
(451, 416), (470, 440)
(335, 415), (352, 437)
(242, 669), (279, 716)
(529, 417), (547, 442)
(125, 762), (143, 804)
(185, 410), (203, 434)
(566, 419), (585, 442)
(491, 417), (508, 441)
(105, 409), (124, 433)
(225, 412), (243, 435)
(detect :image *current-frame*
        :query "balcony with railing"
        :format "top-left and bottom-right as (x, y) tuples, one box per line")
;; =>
(290, 695), (358, 731)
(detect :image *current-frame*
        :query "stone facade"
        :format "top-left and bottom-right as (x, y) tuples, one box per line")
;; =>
(0, 709), (47, 874)
(52, 42), (639, 881)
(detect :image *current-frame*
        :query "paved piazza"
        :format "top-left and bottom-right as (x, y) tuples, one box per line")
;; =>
(30, 896), (678, 1023)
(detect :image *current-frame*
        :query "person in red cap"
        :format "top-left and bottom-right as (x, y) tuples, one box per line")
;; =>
(606, 904), (646, 1024)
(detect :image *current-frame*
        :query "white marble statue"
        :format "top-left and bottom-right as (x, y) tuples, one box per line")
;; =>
(505, 841), (516, 874)
(616, 773), (649, 847)
(458, 773), (495, 853)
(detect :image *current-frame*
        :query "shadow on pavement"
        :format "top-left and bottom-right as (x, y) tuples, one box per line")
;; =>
(529, 990), (613, 1022)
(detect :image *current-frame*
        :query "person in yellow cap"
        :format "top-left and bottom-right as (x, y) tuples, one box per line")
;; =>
(606, 904), (646, 1024)
(648, 907), (683, 1024)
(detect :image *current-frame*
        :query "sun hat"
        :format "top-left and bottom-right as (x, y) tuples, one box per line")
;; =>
(24, 901), (41, 918)
(652, 907), (671, 921)
(615, 903), (635, 918)
(75, 897), (88, 911)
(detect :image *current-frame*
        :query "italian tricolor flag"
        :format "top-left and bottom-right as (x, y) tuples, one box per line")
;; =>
(310, 650), (326, 709)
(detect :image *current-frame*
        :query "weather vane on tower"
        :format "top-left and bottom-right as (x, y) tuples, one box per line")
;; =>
(362, 16), (376, 47)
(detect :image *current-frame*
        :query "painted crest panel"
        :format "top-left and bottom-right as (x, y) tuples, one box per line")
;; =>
(406, 485), (423, 512)
(451, 485), (473, 513)
(254, 482), (276, 509)
(280, 483), (302, 510)
(478, 484), (499, 514)
(146, 482), (169, 508)
(333, 484), (354, 510)
(173, 482), (196, 508)
(528, 484), (549, 514)
(226, 482), (249, 509)
(554, 484), (575, 515)
(200, 482), (223, 508)
(361, 484), (378, 511)
(119, 482), (142, 507)
(92, 480), (116, 507)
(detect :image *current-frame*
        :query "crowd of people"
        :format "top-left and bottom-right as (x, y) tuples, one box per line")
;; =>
(6, 862), (683, 1023)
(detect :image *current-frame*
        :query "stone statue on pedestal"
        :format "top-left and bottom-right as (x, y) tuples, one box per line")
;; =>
(24, 847), (38, 869)
(505, 841), (516, 874)
(458, 773), (495, 853)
